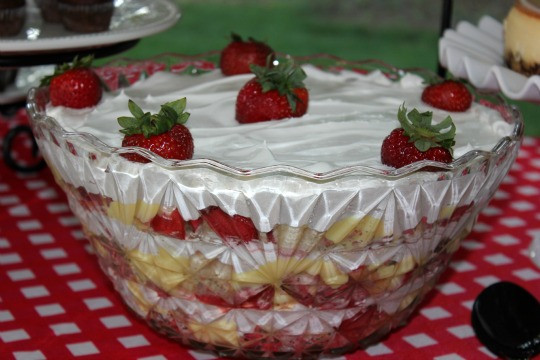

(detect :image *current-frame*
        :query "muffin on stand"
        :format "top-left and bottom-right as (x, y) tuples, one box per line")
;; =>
(58, 0), (114, 33)
(35, 0), (61, 23)
(0, 0), (26, 37)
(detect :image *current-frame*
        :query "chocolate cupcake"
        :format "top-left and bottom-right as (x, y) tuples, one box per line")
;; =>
(36, 0), (61, 23)
(58, 0), (114, 33)
(0, 0), (26, 37)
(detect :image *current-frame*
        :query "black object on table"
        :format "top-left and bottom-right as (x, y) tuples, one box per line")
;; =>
(2, 124), (46, 173)
(472, 281), (540, 360)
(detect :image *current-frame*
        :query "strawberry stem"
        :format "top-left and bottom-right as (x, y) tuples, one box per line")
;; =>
(230, 32), (243, 42)
(118, 98), (190, 138)
(40, 55), (95, 87)
(250, 57), (307, 112)
(397, 103), (456, 153)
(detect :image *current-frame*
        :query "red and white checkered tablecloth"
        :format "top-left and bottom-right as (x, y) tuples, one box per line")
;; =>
(1, 112), (539, 360)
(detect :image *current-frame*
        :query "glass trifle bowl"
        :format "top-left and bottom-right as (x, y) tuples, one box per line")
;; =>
(27, 53), (523, 359)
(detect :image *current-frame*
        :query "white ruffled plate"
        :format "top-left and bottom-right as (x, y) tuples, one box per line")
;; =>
(439, 15), (540, 102)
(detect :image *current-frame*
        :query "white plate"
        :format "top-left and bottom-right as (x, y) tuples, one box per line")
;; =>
(0, 0), (180, 53)
(439, 15), (540, 102)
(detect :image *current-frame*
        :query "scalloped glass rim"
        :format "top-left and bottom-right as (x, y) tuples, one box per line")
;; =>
(26, 52), (524, 181)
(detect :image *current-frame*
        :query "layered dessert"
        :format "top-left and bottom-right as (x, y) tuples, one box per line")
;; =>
(29, 54), (521, 358)
(504, 0), (540, 76)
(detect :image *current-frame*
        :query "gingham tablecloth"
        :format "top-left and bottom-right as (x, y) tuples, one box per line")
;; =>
(1, 112), (539, 360)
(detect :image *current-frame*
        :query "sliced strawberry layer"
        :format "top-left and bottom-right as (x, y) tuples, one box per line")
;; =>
(75, 186), (110, 212)
(236, 285), (274, 310)
(189, 218), (203, 232)
(201, 206), (259, 244)
(194, 282), (273, 310)
(150, 208), (186, 239)
(242, 329), (284, 353)
(337, 305), (388, 343)
(282, 274), (371, 310)
(195, 293), (232, 308)
(242, 327), (336, 355)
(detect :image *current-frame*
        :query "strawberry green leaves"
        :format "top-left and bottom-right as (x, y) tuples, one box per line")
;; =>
(236, 57), (309, 124)
(397, 104), (456, 154)
(41, 55), (95, 87)
(250, 58), (307, 112)
(381, 104), (456, 169)
(118, 98), (190, 138)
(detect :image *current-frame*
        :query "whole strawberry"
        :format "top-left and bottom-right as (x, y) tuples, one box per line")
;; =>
(236, 59), (309, 123)
(118, 98), (194, 163)
(220, 33), (274, 76)
(381, 104), (456, 169)
(421, 79), (472, 112)
(41, 55), (102, 109)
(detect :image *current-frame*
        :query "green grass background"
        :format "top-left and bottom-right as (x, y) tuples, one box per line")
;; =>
(100, 0), (539, 136)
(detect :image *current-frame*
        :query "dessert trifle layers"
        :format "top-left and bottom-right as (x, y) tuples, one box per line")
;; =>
(28, 55), (522, 358)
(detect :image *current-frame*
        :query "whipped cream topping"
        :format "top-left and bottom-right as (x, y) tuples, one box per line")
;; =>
(47, 65), (513, 173)
(38, 64), (520, 234)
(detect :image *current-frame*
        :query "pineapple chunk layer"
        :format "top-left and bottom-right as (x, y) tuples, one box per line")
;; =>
(325, 216), (361, 243)
(325, 215), (385, 246)
(232, 257), (316, 285)
(125, 279), (153, 316)
(233, 257), (348, 287)
(369, 255), (416, 279)
(188, 317), (239, 347)
(128, 248), (190, 292)
(107, 200), (160, 224)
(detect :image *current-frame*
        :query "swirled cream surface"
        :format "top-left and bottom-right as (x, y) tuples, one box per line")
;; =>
(47, 65), (513, 173)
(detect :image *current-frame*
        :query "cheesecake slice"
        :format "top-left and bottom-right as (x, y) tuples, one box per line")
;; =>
(504, 0), (540, 76)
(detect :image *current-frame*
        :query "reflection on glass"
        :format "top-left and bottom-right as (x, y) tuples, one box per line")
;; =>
(26, 27), (41, 41)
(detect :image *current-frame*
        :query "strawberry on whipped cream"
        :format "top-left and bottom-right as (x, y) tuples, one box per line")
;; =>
(46, 65), (513, 173)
